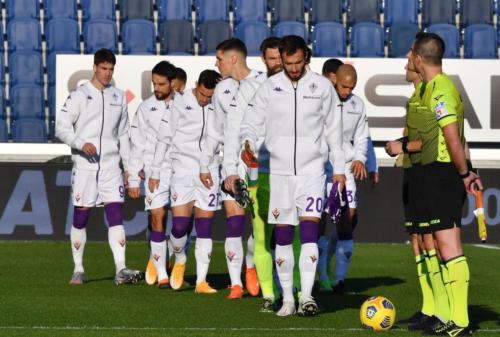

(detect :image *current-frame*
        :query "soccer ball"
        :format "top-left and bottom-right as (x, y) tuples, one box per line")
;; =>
(359, 296), (396, 331)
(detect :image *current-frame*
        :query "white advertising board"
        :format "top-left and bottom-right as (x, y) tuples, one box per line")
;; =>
(56, 55), (500, 145)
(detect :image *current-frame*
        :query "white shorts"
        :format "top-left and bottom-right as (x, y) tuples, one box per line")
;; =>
(325, 162), (357, 210)
(144, 169), (171, 211)
(71, 168), (124, 207)
(170, 169), (222, 211)
(221, 159), (247, 202)
(268, 173), (326, 225)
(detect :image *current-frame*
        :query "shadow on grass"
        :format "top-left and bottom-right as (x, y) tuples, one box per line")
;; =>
(85, 276), (115, 283)
(469, 304), (500, 330)
(313, 276), (405, 314)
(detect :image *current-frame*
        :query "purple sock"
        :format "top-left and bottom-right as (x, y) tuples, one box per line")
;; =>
(299, 220), (319, 244)
(275, 225), (294, 246)
(226, 215), (245, 238)
(104, 203), (123, 227)
(195, 217), (213, 239)
(171, 216), (191, 239)
(73, 207), (90, 229)
(150, 230), (165, 243)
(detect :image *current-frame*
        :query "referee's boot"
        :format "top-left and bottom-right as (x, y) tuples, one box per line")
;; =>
(424, 320), (472, 336)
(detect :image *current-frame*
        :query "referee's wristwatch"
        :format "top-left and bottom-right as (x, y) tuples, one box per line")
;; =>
(459, 170), (470, 179)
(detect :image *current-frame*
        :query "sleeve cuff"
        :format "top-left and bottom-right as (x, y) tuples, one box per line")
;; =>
(354, 155), (367, 164)
(224, 165), (238, 176)
(333, 166), (345, 175)
(128, 178), (140, 188)
(199, 165), (209, 174)
(73, 137), (85, 151)
(150, 169), (160, 180)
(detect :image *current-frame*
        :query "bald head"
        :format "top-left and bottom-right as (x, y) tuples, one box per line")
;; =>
(335, 64), (357, 101)
(336, 64), (357, 82)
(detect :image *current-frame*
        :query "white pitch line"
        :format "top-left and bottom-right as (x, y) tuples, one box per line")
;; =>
(471, 244), (500, 250)
(0, 326), (499, 333)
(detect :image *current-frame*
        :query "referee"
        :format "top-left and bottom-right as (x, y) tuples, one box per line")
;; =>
(407, 32), (481, 336)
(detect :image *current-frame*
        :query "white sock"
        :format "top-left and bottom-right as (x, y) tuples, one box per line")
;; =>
(245, 235), (255, 268)
(271, 249), (282, 295)
(151, 240), (168, 281)
(167, 238), (174, 260)
(335, 239), (353, 284)
(225, 237), (243, 286)
(71, 226), (86, 273)
(195, 238), (212, 284)
(299, 242), (319, 301)
(108, 225), (126, 273)
(317, 235), (329, 281)
(170, 234), (187, 264)
(275, 244), (294, 303)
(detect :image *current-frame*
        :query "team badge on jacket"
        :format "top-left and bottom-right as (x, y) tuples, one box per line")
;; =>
(272, 208), (280, 219)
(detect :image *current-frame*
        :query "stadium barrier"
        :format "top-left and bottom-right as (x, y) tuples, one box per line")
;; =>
(0, 163), (498, 243)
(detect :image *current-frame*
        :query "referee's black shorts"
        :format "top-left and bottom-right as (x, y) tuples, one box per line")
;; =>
(424, 162), (466, 232)
(411, 164), (432, 234)
(403, 168), (417, 234)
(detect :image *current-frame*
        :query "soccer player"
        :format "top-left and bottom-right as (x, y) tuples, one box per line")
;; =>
(404, 33), (481, 336)
(317, 60), (378, 293)
(240, 35), (346, 316)
(172, 67), (187, 94)
(128, 61), (177, 289)
(327, 64), (370, 294)
(57, 48), (142, 285)
(199, 38), (262, 299)
(149, 69), (222, 293)
(224, 37), (283, 310)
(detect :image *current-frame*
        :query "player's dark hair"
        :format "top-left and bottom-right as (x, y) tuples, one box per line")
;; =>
(152, 61), (177, 81)
(94, 48), (116, 65)
(278, 35), (309, 58)
(260, 37), (281, 56)
(175, 67), (187, 83)
(322, 58), (344, 76)
(413, 32), (445, 66)
(216, 38), (248, 57)
(197, 69), (221, 89)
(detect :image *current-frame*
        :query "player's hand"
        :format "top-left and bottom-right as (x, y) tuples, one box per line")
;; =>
(128, 187), (141, 199)
(385, 140), (402, 157)
(241, 140), (257, 167)
(224, 175), (239, 193)
(332, 174), (346, 192)
(351, 160), (367, 180)
(200, 172), (213, 189)
(369, 171), (379, 187)
(463, 171), (482, 195)
(148, 178), (160, 193)
(123, 171), (129, 189)
(138, 169), (145, 180)
(82, 143), (97, 156)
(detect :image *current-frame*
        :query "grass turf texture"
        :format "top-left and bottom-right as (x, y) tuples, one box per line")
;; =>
(0, 241), (498, 337)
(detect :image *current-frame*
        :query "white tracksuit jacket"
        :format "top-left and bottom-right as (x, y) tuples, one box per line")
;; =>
(339, 93), (370, 164)
(199, 69), (261, 175)
(56, 81), (130, 171)
(151, 89), (219, 178)
(240, 69), (345, 176)
(128, 95), (173, 188)
(224, 71), (270, 176)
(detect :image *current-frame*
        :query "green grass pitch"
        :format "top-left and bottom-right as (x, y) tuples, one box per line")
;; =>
(0, 241), (498, 337)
